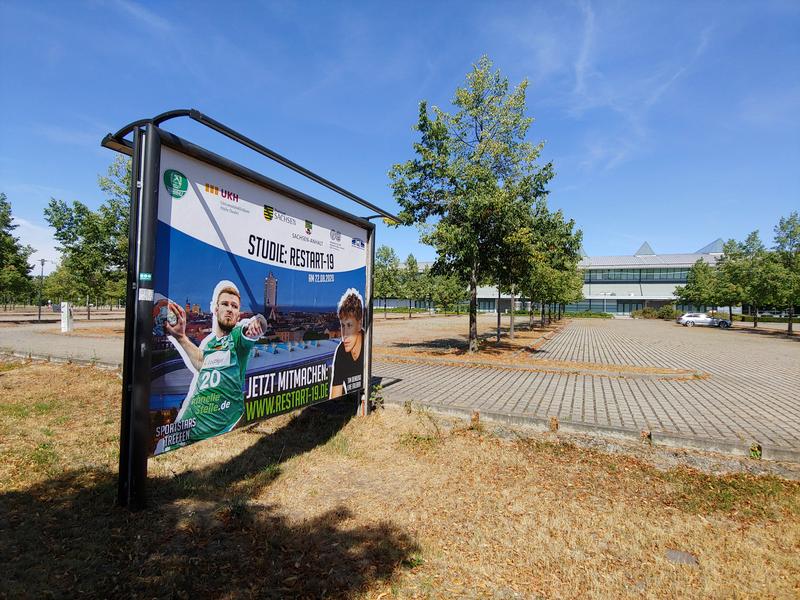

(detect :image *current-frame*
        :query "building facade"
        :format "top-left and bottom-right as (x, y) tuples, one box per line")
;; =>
(565, 239), (724, 315)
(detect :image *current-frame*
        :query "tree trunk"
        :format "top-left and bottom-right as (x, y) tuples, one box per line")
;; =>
(753, 306), (758, 328)
(87, 295), (91, 320)
(729, 305), (733, 322)
(468, 270), (478, 353)
(540, 300), (546, 327)
(384, 298), (387, 318)
(788, 307), (794, 335)
(496, 288), (501, 344)
(408, 298), (412, 319)
(529, 305), (534, 329)
(509, 290), (515, 339)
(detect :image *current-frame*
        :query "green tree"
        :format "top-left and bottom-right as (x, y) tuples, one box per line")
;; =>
(516, 205), (582, 327)
(374, 245), (401, 318)
(0, 192), (35, 306)
(400, 254), (421, 318)
(721, 231), (776, 328)
(391, 56), (552, 352)
(430, 273), (467, 314)
(44, 157), (132, 309)
(97, 155), (133, 271)
(43, 260), (84, 303)
(715, 240), (746, 321)
(675, 259), (717, 309)
(773, 211), (800, 334)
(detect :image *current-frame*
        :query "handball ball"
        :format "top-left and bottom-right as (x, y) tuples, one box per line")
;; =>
(166, 309), (178, 326)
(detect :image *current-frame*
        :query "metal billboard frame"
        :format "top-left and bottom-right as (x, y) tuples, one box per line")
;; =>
(104, 111), (394, 509)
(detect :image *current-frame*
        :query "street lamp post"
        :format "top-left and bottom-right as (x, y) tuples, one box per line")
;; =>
(37, 258), (46, 322)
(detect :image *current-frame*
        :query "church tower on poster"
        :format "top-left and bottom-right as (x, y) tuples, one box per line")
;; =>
(264, 272), (278, 321)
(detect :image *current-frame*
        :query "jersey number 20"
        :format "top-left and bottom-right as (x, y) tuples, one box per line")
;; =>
(199, 370), (221, 390)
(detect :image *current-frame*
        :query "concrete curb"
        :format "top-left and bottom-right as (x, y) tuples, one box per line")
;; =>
(387, 399), (800, 463)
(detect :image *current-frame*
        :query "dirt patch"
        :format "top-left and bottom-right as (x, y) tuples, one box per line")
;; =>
(1, 360), (798, 598)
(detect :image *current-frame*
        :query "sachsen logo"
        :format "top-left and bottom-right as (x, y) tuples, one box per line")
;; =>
(205, 182), (239, 202)
(263, 205), (297, 226)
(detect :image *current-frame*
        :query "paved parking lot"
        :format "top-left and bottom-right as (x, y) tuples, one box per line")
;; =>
(375, 319), (800, 457)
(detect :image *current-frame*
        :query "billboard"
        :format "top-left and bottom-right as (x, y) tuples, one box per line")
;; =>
(148, 145), (369, 455)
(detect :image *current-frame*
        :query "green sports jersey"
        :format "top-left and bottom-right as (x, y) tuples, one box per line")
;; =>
(181, 324), (256, 442)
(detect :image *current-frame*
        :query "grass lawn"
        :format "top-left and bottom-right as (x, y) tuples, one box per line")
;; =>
(1, 359), (798, 599)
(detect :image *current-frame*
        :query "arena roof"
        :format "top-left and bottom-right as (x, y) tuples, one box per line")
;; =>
(579, 239), (723, 269)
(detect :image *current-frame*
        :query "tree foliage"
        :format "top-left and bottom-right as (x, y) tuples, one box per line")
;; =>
(374, 245), (401, 316)
(678, 216), (799, 332)
(390, 56), (556, 351)
(0, 192), (35, 300)
(400, 254), (423, 318)
(675, 259), (717, 307)
(773, 211), (800, 333)
(44, 157), (131, 301)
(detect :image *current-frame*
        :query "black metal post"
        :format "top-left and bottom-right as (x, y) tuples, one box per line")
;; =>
(118, 125), (160, 509)
(118, 128), (142, 507)
(363, 225), (375, 416)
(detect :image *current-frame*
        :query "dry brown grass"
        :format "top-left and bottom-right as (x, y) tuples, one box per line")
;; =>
(1, 360), (798, 599)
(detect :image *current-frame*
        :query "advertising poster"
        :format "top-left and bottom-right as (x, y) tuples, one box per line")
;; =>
(149, 146), (369, 455)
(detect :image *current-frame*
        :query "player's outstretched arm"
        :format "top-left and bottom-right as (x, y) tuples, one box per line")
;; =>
(165, 302), (203, 370)
(244, 314), (266, 339)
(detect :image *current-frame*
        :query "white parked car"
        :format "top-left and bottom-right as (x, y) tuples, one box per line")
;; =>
(677, 313), (712, 326)
(677, 313), (731, 328)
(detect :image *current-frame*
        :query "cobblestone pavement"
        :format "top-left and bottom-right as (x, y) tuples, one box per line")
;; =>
(375, 319), (800, 454)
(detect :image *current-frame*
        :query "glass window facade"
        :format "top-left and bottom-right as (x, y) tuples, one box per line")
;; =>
(583, 267), (690, 283)
(564, 300), (707, 314)
(478, 299), (495, 312)
(565, 299), (619, 313)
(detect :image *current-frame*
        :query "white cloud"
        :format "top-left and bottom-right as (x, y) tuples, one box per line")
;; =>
(110, 0), (172, 33)
(2, 182), (74, 202)
(573, 0), (596, 97)
(567, 16), (714, 171)
(739, 86), (800, 130)
(34, 124), (105, 147)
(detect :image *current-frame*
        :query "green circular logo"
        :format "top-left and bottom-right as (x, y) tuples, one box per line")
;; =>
(164, 169), (188, 199)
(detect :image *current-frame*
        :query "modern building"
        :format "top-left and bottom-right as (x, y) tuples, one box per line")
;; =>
(565, 239), (724, 315)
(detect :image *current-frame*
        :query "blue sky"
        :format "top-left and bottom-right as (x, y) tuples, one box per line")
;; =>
(1, 0), (798, 274)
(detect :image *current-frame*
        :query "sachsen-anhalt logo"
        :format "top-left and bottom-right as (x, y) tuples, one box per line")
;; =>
(163, 169), (188, 199)
(263, 205), (274, 221)
(305, 219), (313, 235)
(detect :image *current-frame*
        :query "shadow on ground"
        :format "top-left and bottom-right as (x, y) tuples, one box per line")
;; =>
(0, 399), (418, 599)
(383, 322), (561, 356)
(731, 326), (799, 341)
